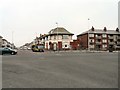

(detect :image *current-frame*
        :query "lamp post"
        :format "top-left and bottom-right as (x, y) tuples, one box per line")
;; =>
(56, 22), (59, 51)
(88, 18), (90, 51)
(88, 18), (90, 29)
(12, 31), (14, 49)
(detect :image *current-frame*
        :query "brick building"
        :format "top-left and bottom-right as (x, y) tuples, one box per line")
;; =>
(70, 40), (80, 50)
(77, 27), (120, 51)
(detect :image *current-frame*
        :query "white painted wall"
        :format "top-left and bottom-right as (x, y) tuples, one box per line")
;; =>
(45, 34), (73, 49)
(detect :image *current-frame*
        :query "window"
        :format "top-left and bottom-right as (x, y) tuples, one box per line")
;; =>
(98, 39), (101, 42)
(89, 39), (94, 42)
(102, 34), (107, 37)
(45, 37), (48, 40)
(89, 34), (94, 37)
(62, 35), (68, 39)
(103, 39), (107, 43)
(96, 34), (101, 37)
(110, 39), (113, 42)
(48, 36), (51, 40)
(89, 45), (94, 48)
(54, 36), (56, 40)
(110, 35), (113, 36)
(103, 45), (107, 48)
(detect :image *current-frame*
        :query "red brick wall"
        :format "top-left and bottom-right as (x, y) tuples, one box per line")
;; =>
(77, 34), (88, 49)
(70, 40), (79, 50)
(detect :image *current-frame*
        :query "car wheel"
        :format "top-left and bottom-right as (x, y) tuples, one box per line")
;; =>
(11, 52), (15, 55)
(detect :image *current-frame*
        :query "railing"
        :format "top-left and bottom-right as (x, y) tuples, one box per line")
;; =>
(102, 42), (107, 44)
(117, 36), (120, 40)
(89, 42), (94, 45)
(109, 42), (114, 45)
(108, 36), (114, 39)
(117, 42), (120, 45)
(96, 36), (101, 39)
(96, 42), (101, 45)
(102, 36), (107, 39)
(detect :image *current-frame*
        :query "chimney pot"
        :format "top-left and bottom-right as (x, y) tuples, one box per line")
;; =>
(91, 26), (94, 31)
(104, 27), (107, 32)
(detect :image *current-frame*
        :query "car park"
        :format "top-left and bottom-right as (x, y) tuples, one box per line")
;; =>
(0, 48), (17, 55)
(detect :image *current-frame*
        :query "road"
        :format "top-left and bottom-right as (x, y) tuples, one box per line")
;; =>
(2, 50), (118, 88)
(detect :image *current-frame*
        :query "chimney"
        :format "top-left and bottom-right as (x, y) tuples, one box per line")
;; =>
(116, 28), (119, 32)
(103, 27), (107, 32)
(91, 26), (94, 31)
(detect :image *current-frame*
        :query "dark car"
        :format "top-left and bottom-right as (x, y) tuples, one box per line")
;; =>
(0, 48), (17, 55)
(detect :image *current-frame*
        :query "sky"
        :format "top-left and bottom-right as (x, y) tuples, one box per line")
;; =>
(0, 0), (119, 47)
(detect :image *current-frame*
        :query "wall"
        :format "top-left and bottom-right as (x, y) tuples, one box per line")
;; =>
(77, 34), (88, 49)
(0, 38), (2, 47)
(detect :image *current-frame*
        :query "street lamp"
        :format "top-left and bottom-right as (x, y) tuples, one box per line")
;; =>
(56, 22), (59, 51)
(88, 18), (90, 51)
(12, 31), (14, 49)
(88, 18), (90, 29)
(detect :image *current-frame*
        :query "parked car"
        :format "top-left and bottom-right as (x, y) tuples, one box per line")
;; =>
(27, 47), (31, 50)
(0, 48), (17, 55)
(31, 44), (44, 52)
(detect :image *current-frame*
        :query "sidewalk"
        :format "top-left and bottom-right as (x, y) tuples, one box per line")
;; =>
(44, 50), (119, 53)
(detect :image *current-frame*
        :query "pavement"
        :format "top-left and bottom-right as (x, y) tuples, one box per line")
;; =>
(2, 50), (118, 88)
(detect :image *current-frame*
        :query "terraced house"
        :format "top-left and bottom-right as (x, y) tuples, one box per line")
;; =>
(77, 27), (120, 51)
(45, 27), (74, 50)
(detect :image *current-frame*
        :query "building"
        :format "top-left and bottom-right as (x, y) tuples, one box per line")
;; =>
(77, 27), (120, 51)
(45, 27), (74, 50)
(2, 39), (8, 48)
(33, 34), (46, 45)
(70, 39), (80, 50)
(0, 36), (3, 47)
(1, 39), (13, 48)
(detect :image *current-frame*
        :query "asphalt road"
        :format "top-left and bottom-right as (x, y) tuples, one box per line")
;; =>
(2, 50), (118, 88)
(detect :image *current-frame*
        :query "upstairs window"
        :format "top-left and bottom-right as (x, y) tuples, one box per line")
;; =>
(89, 34), (94, 37)
(62, 35), (69, 39)
(103, 39), (107, 43)
(102, 34), (107, 37)
(54, 36), (57, 40)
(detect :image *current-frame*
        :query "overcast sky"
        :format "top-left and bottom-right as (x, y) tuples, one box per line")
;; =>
(0, 0), (119, 47)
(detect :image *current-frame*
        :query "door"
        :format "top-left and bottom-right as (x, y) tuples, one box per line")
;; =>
(53, 43), (57, 51)
(58, 42), (62, 50)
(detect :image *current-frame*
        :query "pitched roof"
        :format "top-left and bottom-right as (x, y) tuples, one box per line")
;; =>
(0, 36), (3, 38)
(77, 28), (120, 37)
(2, 39), (7, 41)
(48, 27), (74, 35)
